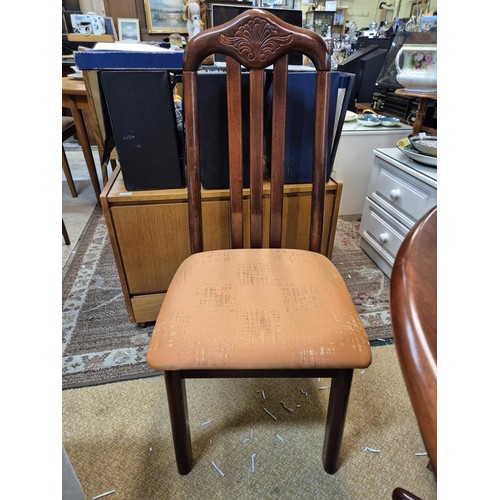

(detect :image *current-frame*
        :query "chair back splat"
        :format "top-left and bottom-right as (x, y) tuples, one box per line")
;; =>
(146, 9), (372, 478)
(183, 9), (331, 253)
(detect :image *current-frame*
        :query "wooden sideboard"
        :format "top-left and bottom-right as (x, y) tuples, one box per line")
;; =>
(101, 168), (343, 324)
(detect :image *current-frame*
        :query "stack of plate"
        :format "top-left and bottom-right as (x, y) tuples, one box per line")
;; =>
(397, 134), (437, 167)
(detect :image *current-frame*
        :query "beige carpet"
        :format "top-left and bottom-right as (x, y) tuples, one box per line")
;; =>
(62, 345), (436, 499)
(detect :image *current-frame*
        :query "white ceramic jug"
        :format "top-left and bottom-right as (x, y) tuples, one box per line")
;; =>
(396, 44), (437, 93)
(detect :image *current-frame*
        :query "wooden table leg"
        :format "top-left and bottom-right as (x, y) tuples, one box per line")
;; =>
(68, 95), (102, 204)
(412, 97), (430, 135)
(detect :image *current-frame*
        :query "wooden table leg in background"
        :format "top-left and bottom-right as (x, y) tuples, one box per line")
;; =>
(394, 89), (437, 136)
(412, 97), (430, 135)
(68, 95), (102, 204)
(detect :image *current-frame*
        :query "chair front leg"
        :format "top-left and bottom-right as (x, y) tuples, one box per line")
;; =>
(322, 368), (354, 474)
(164, 371), (193, 475)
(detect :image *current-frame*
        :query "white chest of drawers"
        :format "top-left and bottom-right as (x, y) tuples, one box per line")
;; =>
(332, 121), (413, 215)
(359, 148), (437, 278)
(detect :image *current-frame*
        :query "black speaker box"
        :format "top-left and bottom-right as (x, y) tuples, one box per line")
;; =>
(100, 70), (184, 191)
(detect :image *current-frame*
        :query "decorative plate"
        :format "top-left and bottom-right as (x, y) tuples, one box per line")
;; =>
(379, 116), (400, 127)
(397, 138), (437, 167)
(409, 135), (437, 157)
(357, 116), (381, 127)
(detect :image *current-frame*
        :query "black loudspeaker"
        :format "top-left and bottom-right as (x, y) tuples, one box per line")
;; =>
(100, 70), (184, 191)
(196, 71), (253, 190)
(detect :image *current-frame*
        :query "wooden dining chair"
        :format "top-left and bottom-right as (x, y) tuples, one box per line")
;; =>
(146, 9), (372, 475)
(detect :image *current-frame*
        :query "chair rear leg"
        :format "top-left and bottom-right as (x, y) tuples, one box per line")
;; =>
(62, 219), (70, 245)
(101, 161), (109, 186)
(322, 368), (354, 474)
(62, 146), (78, 198)
(164, 371), (193, 475)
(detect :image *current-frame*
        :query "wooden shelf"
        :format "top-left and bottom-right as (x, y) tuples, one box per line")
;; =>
(67, 34), (114, 42)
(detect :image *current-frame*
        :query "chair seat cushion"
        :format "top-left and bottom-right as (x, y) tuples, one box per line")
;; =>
(62, 116), (75, 131)
(147, 248), (372, 371)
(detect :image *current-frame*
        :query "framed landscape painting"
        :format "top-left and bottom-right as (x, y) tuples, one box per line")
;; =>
(144, 0), (187, 34)
(118, 18), (141, 42)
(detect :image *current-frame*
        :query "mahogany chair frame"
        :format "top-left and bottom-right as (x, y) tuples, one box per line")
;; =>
(158, 9), (357, 475)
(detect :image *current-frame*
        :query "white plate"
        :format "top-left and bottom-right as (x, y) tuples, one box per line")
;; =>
(67, 72), (83, 80)
(379, 118), (400, 127)
(397, 145), (437, 167)
(357, 117), (381, 127)
(344, 111), (357, 122)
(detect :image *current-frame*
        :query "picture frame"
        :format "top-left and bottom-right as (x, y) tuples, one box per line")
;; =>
(104, 16), (118, 40)
(143, 0), (187, 34)
(117, 18), (141, 42)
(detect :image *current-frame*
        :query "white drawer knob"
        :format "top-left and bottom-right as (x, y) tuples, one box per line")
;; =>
(379, 232), (389, 243)
(389, 189), (401, 201)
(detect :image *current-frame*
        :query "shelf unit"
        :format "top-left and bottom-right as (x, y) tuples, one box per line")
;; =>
(305, 8), (348, 37)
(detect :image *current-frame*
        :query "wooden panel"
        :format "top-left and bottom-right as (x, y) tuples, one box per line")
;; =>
(112, 203), (191, 295)
(105, 171), (337, 203)
(103, 0), (138, 22)
(131, 293), (166, 323)
(67, 34), (114, 42)
(112, 200), (231, 295)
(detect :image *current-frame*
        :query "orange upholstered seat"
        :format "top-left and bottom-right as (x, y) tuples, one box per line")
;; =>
(147, 248), (371, 371)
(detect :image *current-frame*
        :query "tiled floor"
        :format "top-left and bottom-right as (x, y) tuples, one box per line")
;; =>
(62, 142), (104, 272)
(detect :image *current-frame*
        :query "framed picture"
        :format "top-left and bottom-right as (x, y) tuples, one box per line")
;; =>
(104, 16), (118, 40)
(118, 18), (141, 42)
(143, 0), (187, 34)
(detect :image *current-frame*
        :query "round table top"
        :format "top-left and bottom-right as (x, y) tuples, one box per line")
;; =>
(390, 205), (437, 473)
(394, 88), (437, 99)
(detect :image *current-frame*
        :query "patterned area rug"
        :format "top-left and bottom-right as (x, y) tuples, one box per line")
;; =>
(62, 211), (392, 389)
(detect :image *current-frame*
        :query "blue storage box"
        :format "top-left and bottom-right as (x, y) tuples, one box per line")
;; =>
(265, 70), (354, 184)
(74, 47), (184, 71)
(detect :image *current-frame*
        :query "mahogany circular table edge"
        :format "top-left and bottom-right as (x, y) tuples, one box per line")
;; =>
(390, 205), (437, 475)
(394, 88), (437, 99)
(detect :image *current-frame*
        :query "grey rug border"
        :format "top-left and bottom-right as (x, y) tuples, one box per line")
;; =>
(63, 364), (161, 391)
(62, 210), (393, 391)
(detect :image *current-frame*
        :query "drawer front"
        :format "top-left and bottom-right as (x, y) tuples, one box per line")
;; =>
(360, 199), (409, 267)
(368, 158), (437, 228)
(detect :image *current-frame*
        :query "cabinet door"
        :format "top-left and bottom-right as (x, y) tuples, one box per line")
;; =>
(112, 201), (231, 295)
(112, 191), (335, 296)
